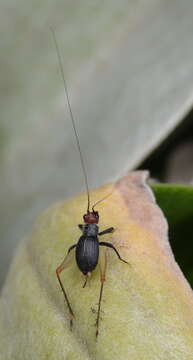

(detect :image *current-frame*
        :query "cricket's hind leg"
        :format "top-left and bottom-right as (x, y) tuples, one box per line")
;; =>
(95, 247), (108, 338)
(56, 243), (76, 329)
(95, 241), (130, 337)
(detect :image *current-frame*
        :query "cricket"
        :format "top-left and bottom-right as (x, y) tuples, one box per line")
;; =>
(51, 28), (129, 338)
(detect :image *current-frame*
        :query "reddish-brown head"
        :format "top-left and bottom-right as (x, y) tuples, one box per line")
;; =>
(83, 210), (99, 224)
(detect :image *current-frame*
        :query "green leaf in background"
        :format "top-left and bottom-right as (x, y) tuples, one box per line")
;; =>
(152, 184), (193, 287)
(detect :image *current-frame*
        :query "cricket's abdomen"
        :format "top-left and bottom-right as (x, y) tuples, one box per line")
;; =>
(76, 235), (99, 275)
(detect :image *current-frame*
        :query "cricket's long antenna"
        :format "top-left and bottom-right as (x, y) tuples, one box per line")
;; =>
(92, 190), (113, 211)
(51, 27), (90, 212)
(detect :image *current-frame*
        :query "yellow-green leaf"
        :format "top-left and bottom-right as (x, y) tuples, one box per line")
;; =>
(0, 172), (193, 359)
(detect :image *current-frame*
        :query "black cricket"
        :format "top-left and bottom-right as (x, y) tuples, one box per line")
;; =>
(51, 28), (129, 338)
(56, 206), (128, 337)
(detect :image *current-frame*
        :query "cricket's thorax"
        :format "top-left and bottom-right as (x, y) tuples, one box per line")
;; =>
(82, 223), (99, 236)
(76, 224), (99, 275)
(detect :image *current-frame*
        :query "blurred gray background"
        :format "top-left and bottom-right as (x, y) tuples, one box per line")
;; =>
(1, 0), (193, 287)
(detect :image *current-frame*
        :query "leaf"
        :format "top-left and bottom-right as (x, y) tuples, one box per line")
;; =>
(0, 172), (193, 359)
(152, 183), (193, 287)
